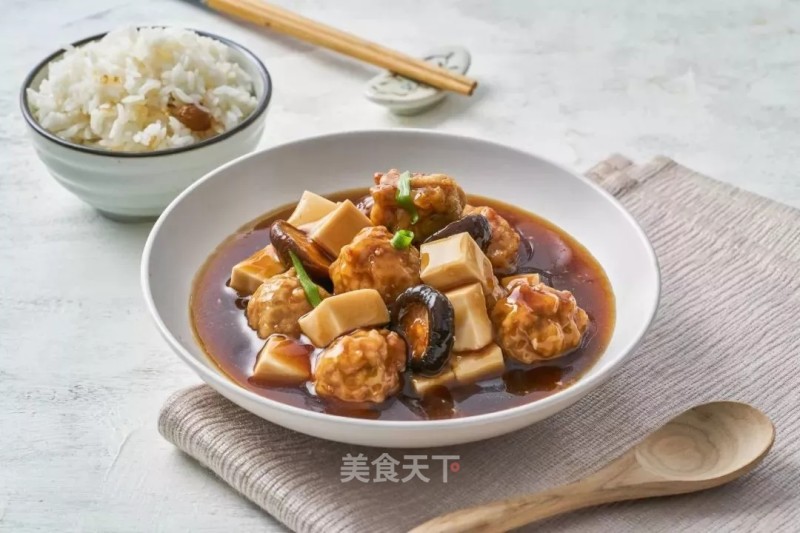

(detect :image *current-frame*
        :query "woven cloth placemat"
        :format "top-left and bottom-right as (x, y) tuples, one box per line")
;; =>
(158, 156), (800, 532)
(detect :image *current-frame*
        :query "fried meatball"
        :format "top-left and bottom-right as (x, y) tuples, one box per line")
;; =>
(492, 281), (589, 363)
(314, 329), (407, 403)
(464, 205), (520, 273)
(246, 269), (330, 339)
(370, 169), (467, 242)
(329, 226), (421, 304)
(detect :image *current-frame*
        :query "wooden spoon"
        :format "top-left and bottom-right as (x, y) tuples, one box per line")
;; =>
(411, 401), (775, 533)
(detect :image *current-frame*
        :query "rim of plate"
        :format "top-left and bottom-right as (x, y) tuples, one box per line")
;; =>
(20, 27), (272, 158)
(141, 129), (661, 429)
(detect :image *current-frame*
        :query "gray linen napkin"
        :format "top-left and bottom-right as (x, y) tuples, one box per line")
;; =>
(158, 156), (800, 532)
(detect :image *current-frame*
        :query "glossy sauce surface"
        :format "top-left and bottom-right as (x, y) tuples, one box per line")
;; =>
(190, 189), (615, 420)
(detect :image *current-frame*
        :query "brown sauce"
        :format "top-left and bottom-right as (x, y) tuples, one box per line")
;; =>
(190, 189), (616, 420)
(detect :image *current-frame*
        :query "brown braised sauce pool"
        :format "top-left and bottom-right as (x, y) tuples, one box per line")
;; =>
(190, 189), (616, 420)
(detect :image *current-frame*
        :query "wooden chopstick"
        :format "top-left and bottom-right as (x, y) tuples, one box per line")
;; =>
(206, 0), (477, 95)
(250, 0), (476, 87)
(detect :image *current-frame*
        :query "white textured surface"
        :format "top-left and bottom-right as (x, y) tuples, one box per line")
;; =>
(1, 1), (797, 531)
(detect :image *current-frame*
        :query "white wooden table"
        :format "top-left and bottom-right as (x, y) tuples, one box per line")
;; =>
(1, 1), (798, 530)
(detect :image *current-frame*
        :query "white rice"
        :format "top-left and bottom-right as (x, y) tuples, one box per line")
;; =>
(27, 27), (258, 152)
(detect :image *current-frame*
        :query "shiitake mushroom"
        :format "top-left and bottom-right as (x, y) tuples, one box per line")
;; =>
(270, 220), (332, 283)
(390, 285), (455, 376)
(423, 214), (492, 252)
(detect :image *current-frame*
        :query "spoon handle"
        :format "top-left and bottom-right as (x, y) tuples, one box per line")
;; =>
(409, 481), (621, 533)
(412, 402), (777, 533)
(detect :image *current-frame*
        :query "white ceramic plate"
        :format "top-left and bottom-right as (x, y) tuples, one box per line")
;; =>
(141, 129), (659, 447)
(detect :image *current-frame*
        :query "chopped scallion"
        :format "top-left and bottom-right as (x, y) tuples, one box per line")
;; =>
(289, 250), (322, 307)
(391, 229), (415, 250)
(395, 171), (419, 224)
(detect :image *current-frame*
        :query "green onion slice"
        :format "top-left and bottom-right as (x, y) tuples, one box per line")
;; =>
(395, 171), (419, 224)
(289, 250), (322, 307)
(390, 229), (415, 250)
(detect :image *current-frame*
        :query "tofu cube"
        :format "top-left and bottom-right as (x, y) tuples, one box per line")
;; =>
(229, 245), (286, 295)
(310, 200), (372, 257)
(252, 335), (313, 385)
(445, 283), (493, 352)
(420, 233), (494, 293)
(286, 191), (337, 227)
(451, 344), (505, 385)
(299, 289), (389, 347)
(500, 273), (541, 288)
(410, 367), (457, 397)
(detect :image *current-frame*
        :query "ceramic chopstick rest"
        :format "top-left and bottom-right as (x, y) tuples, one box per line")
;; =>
(364, 46), (471, 115)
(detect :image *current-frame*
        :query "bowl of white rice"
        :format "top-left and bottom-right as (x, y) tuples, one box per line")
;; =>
(21, 27), (271, 220)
